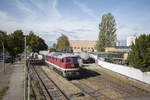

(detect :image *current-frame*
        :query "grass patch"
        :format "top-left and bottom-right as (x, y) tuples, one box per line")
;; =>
(0, 85), (9, 100)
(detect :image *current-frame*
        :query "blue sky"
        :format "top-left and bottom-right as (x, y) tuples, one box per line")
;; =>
(0, 0), (150, 45)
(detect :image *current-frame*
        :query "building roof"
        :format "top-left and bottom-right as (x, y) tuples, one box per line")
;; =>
(105, 46), (131, 52)
(105, 46), (130, 49)
(45, 52), (77, 59)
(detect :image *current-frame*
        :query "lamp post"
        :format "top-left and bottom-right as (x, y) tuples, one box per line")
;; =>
(24, 36), (30, 100)
(1, 40), (5, 72)
(24, 36), (26, 100)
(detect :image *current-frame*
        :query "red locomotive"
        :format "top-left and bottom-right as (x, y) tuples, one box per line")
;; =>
(45, 52), (80, 78)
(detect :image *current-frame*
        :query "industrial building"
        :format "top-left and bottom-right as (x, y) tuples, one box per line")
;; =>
(105, 46), (130, 61)
(69, 40), (97, 52)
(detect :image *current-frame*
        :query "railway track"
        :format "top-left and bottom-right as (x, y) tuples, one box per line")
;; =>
(30, 64), (69, 100)
(30, 65), (50, 100)
(69, 67), (150, 99)
(45, 65), (112, 100)
(70, 80), (112, 100)
(90, 68), (150, 99)
(41, 64), (150, 100)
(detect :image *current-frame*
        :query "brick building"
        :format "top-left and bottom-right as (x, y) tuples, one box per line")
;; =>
(69, 40), (97, 52)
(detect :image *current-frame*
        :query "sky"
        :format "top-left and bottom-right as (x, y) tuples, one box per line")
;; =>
(0, 0), (150, 45)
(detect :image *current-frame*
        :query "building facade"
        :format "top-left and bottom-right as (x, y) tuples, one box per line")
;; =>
(105, 46), (130, 61)
(69, 40), (97, 52)
(127, 36), (136, 46)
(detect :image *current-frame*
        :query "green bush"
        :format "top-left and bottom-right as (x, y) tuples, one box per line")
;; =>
(127, 34), (150, 72)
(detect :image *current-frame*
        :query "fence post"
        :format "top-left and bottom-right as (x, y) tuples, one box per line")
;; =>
(28, 62), (30, 100)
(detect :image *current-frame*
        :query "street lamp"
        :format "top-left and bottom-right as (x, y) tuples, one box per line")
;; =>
(0, 40), (5, 72)
(24, 36), (30, 100)
(24, 36), (26, 100)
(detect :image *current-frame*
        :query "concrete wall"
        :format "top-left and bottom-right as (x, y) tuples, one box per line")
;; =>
(98, 60), (150, 85)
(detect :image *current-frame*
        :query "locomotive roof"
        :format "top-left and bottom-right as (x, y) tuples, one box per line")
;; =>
(46, 52), (77, 59)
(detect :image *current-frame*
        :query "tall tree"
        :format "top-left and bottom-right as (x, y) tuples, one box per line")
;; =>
(27, 31), (48, 53)
(7, 30), (25, 58)
(96, 13), (117, 51)
(0, 30), (8, 52)
(127, 34), (150, 72)
(56, 34), (72, 52)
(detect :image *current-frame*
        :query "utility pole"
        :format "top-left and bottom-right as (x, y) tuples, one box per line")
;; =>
(28, 62), (30, 100)
(1, 41), (5, 72)
(2, 42), (5, 72)
(24, 36), (26, 100)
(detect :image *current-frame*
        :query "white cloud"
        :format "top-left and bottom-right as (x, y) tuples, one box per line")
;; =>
(0, 11), (9, 21)
(117, 24), (150, 40)
(74, 0), (96, 18)
(30, 0), (45, 10)
(0, 9), (98, 41)
(16, 0), (34, 15)
(52, 0), (62, 18)
(2, 0), (150, 46)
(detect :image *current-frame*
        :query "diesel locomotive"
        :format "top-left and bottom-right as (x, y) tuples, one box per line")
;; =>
(44, 52), (80, 78)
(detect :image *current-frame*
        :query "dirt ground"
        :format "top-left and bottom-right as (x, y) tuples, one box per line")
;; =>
(42, 64), (150, 100)
(81, 64), (150, 100)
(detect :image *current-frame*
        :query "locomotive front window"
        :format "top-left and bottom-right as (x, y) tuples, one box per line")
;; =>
(73, 58), (78, 63)
(66, 58), (71, 63)
(62, 59), (64, 63)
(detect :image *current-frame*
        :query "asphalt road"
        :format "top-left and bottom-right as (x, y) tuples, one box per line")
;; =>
(3, 60), (24, 100)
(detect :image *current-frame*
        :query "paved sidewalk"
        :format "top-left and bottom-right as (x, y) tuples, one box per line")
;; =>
(3, 61), (24, 100)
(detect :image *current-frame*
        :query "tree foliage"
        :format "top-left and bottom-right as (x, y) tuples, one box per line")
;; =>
(127, 34), (150, 72)
(96, 13), (117, 51)
(0, 30), (8, 52)
(50, 34), (72, 52)
(7, 30), (25, 57)
(27, 31), (48, 53)
(49, 43), (57, 52)
(56, 34), (70, 51)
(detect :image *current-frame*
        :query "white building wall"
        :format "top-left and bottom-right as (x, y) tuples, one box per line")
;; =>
(89, 53), (150, 84)
(127, 36), (136, 46)
(98, 60), (150, 85)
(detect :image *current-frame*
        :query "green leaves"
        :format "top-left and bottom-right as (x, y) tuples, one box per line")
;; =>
(51, 34), (72, 52)
(27, 31), (48, 53)
(96, 13), (117, 51)
(56, 34), (70, 51)
(0, 30), (8, 51)
(128, 34), (150, 72)
(7, 30), (25, 57)
(0, 30), (48, 59)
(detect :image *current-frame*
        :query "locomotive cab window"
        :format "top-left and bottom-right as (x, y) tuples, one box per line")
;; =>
(73, 58), (78, 63)
(66, 58), (71, 63)
(62, 59), (64, 63)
